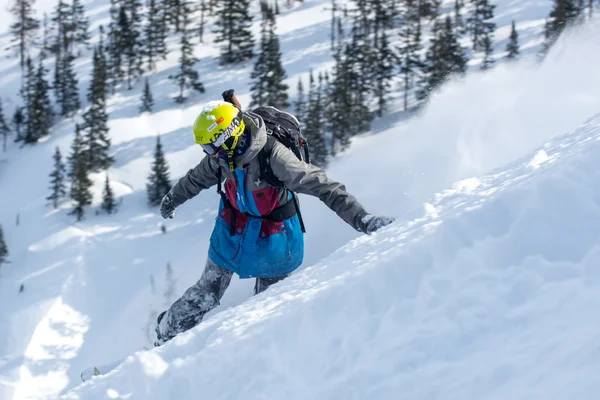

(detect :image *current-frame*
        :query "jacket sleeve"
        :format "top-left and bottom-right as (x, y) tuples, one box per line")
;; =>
(269, 142), (367, 230)
(171, 155), (221, 205)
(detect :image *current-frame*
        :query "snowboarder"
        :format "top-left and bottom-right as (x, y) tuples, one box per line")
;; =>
(155, 98), (394, 345)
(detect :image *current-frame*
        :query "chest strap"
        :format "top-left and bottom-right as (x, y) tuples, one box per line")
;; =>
(217, 168), (302, 234)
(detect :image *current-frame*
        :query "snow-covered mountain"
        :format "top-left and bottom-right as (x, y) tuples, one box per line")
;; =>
(1, 0), (600, 398)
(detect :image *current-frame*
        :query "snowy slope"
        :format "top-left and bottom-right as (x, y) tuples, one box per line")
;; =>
(1, 0), (600, 398)
(66, 112), (600, 399)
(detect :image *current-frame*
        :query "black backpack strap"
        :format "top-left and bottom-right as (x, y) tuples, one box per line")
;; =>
(258, 137), (306, 233)
(216, 167), (236, 236)
(257, 137), (282, 187)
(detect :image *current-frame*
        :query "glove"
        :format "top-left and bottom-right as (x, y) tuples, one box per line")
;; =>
(355, 213), (395, 234)
(160, 191), (178, 219)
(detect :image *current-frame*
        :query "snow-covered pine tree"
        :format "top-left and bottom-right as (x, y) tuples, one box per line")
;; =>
(25, 57), (55, 144)
(417, 15), (467, 102)
(0, 99), (10, 152)
(249, 2), (270, 108)
(198, 0), (207, 42)
(304, 72), (328, 167)
(250, 2), (289, 109)
(147, 135), (171, 206)
(0, 225), (8, 266)
(170, 10), (205, 103)
(118, 4), (143, 90)
(542, 0), (581, 54)
(163, 0), (182, 32)
(293, 78), (307, 131)
(345, 21), (372, 137)
(454, 0), (466, 35)
(12, 108), (24, 142)
(83, 46), (113, 171)
(97, 27), (108, 97)
(505, 20), (520, 60)
(373, 30), (394, 117)
(9, 0), (40, 69)
(145, 0), (168, 71)
(47, 146), (67, 208)
(107, 0), (124, 92)
(398, 1), (423, 111)
(41, 13), (50, 60)
(69, 124), (93, 221)
(214, 0), (254, 64)
(50, 0), (70, 55)
(68, 123), (84, 178)
(480, 34), (494, 70)
(264, 5), (289, 109)
(56, 33), (81, 117)
(140, 78), (154, 113)
(71, 0), (91, 53)
(466, 0), (496, 51)
(21, 57), (36, 142)
(101, 173), (117, 214)
(326, 21), (353, 155)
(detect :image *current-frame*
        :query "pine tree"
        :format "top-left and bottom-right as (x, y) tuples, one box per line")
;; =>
(373, 30), (394, 117)
(12, 108), (24, 142)
(140, 78), (154, 113)
(9, 0), (40, 69)
(0, 99), (11, 152)
(50, 0), (70, 55)
(214, 0), (254, 64)
(543, 0), (581, 53)
(249, 3), (270, 108)
(454, 0), (466, 35)
(107, 0), (124, 91)
(118, 5), (143, 90)
(170, 11), (205, 103)
(327, 21), (353, 155)
(41, 13), (50, 60)
(145, 0), (168, 71)
(21, 57), (36, 142)
(96, 27), (108, 97)
(83, 46), (113, 171)
(294, 78), (307, 131)
(345, 21), (373, 137)
(69, 124), (93, 221)
(466, 0), (496, 51)
(505, 20), (520, 61)
(480, 34), (494, 70)
(250, 3), (288, 109)
(47, 146), (67, 208)
(55, 34), (81, 117)
(263, 6), (289, 109)
(198, 0), (207, 42)
(417, 16), (467, 102)
(304, 72), (328, 167)
(101, 173), (117, 214)
(25, 57), (55, 143)
(71, 0), (91, 52)
(0, 225), (8, 266)
(147, 135), (171, 206)
(398, 2), (423, 111)
(68, 123), (84, 178)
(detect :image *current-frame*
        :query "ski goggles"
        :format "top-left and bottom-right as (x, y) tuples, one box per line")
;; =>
(200, 113), (245, 156)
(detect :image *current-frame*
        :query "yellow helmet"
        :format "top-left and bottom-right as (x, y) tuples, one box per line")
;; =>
(192, 101), (245, 155)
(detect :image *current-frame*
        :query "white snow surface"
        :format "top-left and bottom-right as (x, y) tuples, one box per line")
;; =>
(0, 0), (600, 398)
(68, 114), (600, 399)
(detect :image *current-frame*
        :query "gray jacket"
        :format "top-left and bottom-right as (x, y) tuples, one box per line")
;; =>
(171, 112), (367, 230)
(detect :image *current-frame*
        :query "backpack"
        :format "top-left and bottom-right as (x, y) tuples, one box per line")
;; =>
(251, 106), (311, 188)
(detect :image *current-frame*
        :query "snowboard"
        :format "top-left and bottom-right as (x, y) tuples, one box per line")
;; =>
(80, 358), (127, 382)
